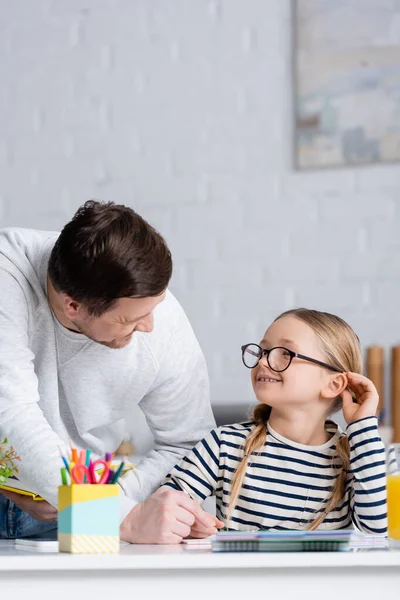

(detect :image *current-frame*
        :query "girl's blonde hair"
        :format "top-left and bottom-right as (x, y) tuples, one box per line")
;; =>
(228, 308), (363, 530)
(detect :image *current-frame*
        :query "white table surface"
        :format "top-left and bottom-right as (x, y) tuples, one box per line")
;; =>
(0, 539), (399, 571)
(1, 540), (400, 600)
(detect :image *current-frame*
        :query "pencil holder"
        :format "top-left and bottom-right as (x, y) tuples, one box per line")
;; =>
(58, 484), (120, 554)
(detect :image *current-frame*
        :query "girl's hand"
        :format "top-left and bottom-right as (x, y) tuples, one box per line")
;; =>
(189, 515), (225, 539)
(342, 372), (379, 425)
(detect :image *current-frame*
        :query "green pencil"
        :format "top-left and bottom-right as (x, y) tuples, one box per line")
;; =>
(61, 467), (68, 486)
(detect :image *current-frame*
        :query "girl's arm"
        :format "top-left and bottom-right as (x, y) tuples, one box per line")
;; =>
(347, 416), (387, 534)
(161, 428), (222, 503)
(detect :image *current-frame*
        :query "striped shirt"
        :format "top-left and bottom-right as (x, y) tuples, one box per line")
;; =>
(162, 416), (387, 534)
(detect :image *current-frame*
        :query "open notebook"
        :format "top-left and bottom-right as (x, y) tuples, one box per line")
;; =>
(0, 476), (43, 501)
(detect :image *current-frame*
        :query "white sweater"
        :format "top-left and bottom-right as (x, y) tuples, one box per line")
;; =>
(0, 227), (215, 521)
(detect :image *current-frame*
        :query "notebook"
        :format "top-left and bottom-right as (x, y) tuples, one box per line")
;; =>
(211, 529), (354, 553)
(182, 536), (215, 549)
(348, 532), (388, 551)
(0, 476), (43, 501)
(15, 538), (59, 552)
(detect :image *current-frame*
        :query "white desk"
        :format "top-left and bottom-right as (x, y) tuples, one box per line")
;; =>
(1, 540), (399, 600)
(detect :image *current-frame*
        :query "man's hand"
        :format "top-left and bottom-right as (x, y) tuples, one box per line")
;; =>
(120, 487), (223, 544)
(0, 489), (57, 522)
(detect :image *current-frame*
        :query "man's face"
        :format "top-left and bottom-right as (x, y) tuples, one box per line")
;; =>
(71, 292), (166, 349)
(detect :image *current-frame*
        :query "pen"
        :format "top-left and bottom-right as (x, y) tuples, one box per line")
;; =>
(105, 469), (114, 484)
(60, 453), (70, 473)
(111, 461), (125, 484)
(84, 449), (92, 483)
(170, 475), (190, 496)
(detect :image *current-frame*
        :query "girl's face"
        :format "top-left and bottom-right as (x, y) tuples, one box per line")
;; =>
(251, 315), (336, 410)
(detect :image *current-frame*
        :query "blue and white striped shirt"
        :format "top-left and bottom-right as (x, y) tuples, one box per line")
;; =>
(162, 416), (387, 534)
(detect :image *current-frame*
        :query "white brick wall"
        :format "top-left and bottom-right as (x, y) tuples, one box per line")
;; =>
(1, 0), (400, 429)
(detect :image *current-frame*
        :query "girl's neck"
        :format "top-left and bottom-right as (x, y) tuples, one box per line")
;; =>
(268, 408), (331, 446)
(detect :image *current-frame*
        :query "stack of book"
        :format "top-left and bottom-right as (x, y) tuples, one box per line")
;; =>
(211, 530), (354, 553)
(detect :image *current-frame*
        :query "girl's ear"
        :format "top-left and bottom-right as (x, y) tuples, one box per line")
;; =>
(321, 373), (348, 400)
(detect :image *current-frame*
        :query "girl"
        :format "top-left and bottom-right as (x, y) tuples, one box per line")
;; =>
(162, 308), (387, 535)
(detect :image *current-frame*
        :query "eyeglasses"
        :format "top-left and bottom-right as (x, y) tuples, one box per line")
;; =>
(241, 343), (342, 373)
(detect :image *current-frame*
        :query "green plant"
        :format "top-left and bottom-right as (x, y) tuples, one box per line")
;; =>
(0, 438), (21, 486)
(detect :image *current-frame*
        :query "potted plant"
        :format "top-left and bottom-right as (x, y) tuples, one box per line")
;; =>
(0, 438), (21, 486)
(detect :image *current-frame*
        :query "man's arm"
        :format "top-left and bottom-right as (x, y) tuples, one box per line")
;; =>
(118, 305), (216, 514)
(0, 269), (66, 508)
(117, 302), (218, 540)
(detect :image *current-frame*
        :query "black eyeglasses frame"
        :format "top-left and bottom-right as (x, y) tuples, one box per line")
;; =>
(241, 343), (342, 374)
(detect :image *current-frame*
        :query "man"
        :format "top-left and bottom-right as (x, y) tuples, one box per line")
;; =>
(0, 200), (220, 543)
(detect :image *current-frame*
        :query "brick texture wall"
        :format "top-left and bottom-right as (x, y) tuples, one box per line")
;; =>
(1, 1), (399, 429)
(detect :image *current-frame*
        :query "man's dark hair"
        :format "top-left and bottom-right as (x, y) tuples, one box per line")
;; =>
(48, 200), (172, 316)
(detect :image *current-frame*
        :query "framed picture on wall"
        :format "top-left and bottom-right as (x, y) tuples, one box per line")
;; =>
(294, 0), (400, 169)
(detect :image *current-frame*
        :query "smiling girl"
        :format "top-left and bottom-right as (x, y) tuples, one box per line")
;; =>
(162, 308), (387, 535)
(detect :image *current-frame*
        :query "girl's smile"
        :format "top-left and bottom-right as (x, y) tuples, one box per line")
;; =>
(255, 372), (282, 384)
